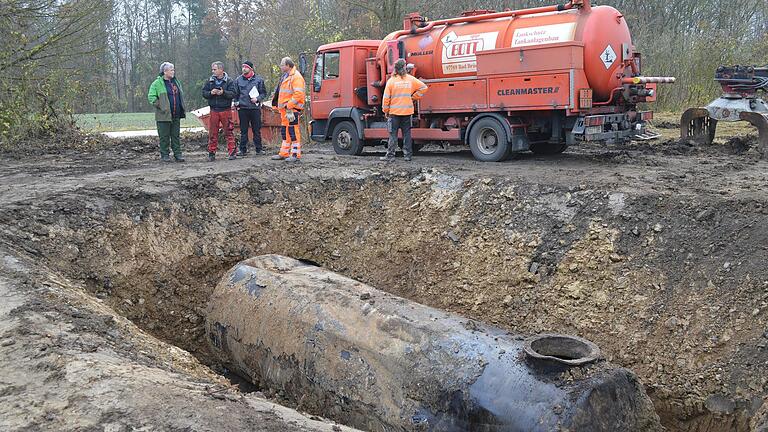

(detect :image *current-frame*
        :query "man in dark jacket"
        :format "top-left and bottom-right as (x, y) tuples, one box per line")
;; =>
(202, 61), (236, 161)
(233, 61), (268, 156)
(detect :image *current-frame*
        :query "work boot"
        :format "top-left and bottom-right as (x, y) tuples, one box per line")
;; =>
(253, 150), (266, 156)
(161, 154), (171, 162)
(207, 152), (215, 162)
(379, 156), (395, 162)
(271, 155), (285, 160)
(174, 154), (185, 162)
(285, 156), (299, 162)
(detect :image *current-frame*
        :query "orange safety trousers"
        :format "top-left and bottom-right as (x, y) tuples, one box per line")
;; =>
(278, 109), (301, 158)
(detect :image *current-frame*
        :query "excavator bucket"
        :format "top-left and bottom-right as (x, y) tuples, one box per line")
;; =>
(739, 111), (768, 158)
(681, 108), (717, 144)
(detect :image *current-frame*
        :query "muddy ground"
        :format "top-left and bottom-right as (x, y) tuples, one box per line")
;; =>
(0, 124), (767, 431)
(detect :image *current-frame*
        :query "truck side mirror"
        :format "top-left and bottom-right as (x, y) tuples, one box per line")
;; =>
(311, 53), (323, 92)
(299, 54), (308, 76)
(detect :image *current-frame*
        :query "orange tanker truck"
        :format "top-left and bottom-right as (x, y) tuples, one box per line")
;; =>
(306, 0), (675, 161)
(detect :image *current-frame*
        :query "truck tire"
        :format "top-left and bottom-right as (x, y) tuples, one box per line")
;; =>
(468, 117), (511, 162)
(332, 121), (364, 156)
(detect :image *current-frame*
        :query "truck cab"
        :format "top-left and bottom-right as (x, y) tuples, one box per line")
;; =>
(309, 39), (459, 157)
(309, 40), (381, 152)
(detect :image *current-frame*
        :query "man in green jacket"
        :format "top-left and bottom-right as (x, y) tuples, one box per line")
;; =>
(148, 62), (186, 162)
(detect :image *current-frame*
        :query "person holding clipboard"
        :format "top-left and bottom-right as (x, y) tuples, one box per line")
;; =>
(233, 61), (268, 157)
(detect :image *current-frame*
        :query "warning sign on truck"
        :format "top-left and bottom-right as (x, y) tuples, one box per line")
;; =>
(511, 23), (576, 48)
(441, 31), (499, 75)
(600, 45), (617, 69)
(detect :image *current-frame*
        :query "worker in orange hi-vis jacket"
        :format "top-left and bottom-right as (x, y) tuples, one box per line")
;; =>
(271, 57), (306, 162)
(380, 59), (428, 162)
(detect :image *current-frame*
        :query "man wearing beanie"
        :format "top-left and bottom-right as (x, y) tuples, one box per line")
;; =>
(202, 61), (236, 161)
(233, 61), (268, 156)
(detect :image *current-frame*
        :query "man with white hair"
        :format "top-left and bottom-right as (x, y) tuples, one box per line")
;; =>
(147, 62), (186, 162)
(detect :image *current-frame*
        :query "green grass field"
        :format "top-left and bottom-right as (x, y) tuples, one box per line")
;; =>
(652, 111), (757, 142)
(75, 113), (200, 132)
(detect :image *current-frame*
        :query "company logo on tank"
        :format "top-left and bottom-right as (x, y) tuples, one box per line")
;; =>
(511, 23), (576, 47)
(497, 87), (560, 96)
(441, 31), (499, 74)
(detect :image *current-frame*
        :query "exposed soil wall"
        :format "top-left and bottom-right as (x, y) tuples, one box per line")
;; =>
(1, 159), (765, 430)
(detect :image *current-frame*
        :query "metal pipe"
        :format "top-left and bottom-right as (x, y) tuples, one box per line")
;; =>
(206, 255), (662, 432)
(392, 2), (580, 40)
(592, 87), (623, 106)
(622, 77), (676, 84)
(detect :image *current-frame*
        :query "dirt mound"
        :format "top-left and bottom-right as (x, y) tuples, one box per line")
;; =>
(723, 135), (757, 154)
(106, 132), (210, 155)
(609, 136), (760, 157)
(0, 127), (108, 155)
(0, 129), (212, 158)
(654, 120), (680, 129)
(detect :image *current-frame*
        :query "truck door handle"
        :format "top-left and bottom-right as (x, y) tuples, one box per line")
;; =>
(333, 92), (341, 98)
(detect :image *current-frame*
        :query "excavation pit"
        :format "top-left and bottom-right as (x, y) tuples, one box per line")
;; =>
(0, 140), (766, 431)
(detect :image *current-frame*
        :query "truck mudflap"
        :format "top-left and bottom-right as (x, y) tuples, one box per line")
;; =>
(309, 119), (328, 142)
(570, 112), (657, 144)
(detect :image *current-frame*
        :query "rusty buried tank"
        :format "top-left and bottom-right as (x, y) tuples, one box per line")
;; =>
(206, 255), (661, 431)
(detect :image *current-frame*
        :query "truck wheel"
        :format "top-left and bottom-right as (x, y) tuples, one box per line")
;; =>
(468, 118), (511, 162)
(332, 121), (364, 156)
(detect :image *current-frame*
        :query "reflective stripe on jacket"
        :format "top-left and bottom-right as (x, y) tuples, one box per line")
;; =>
(277, 67), (306, 111)
(382, 74), (428, 116)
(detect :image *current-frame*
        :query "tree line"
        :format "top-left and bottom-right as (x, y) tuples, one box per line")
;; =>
(1, 0), (766, 144)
